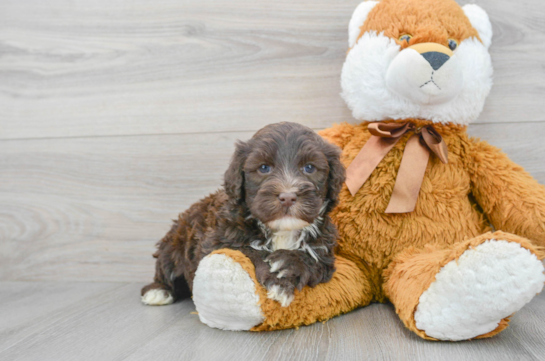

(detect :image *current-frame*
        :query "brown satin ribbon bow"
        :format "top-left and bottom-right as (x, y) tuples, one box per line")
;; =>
(345, 122), (449, 213)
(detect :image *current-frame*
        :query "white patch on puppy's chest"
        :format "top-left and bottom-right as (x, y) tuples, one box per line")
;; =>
(271, 230), (299, 251)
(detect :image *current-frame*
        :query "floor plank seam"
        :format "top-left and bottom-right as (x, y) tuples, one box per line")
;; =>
(1, 119), (544, 143)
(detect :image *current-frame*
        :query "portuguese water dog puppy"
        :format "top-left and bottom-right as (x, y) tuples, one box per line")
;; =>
(141, 122), (345, 307)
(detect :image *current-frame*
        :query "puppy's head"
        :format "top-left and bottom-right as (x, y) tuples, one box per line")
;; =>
(224, 122), (345, 231)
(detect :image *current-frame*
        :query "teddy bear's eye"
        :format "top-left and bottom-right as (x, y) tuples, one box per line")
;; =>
(448, 39), (458, 51)
(399, 34), (412, 43)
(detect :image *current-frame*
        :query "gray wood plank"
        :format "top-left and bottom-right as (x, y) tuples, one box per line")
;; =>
(0, 282), (194, 361)
(0, 282), (119, 352)
(0, 282), (543, 361)
(1, 122), (545, 282)
(1, 0), (544, 141)
(0, 131), (250, 282)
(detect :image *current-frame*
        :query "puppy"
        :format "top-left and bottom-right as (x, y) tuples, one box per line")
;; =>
(141, 122), (345, 307)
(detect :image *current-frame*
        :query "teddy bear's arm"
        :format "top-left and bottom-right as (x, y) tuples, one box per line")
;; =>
(467, 138), (545, 247)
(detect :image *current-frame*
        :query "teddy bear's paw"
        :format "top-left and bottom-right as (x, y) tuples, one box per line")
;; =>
(414, 239), (545, 341)
(192, 253), (265, 331)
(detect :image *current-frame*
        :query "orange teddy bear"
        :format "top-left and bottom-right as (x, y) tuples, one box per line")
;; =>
(191, 0), (545, 341)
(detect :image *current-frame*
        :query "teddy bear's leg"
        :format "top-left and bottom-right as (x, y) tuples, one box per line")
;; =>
(192, 248), (372, 331)
(384, 231), (545, 341)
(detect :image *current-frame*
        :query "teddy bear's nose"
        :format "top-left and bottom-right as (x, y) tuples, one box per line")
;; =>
(421, 51), (450, 71)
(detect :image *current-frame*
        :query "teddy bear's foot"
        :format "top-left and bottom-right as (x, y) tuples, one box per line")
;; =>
(193, 249), (372, 331)
(192, 252), (265, 331)
(414, 239), (545, 341)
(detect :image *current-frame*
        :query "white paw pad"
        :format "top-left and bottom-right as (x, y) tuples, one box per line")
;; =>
(192, 254), (265, 331)
(266, 285), (294, 307)
(415, 240), (545, 341)
(141, 289), (174, 306)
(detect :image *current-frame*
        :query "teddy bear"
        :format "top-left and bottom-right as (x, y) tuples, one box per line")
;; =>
(190, 0), (545, 341)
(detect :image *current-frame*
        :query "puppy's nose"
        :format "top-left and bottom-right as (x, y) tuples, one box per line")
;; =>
(421, 52), (450, 71)
(278, 193), (297, 207)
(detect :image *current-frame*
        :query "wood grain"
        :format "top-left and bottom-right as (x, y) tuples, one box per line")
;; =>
(0, 282), (119, 352)
(1, 0), (544, 140)
(0, 281), (544, 361)
(1, 122), (544, 282)
(0, 131), (249, 282)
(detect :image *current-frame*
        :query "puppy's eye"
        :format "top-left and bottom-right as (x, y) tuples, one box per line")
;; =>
(399, 34), (412, 43)
(303, 164), (316, 174)
(258, 164), (272, 174)
(448, 39), (458, 51)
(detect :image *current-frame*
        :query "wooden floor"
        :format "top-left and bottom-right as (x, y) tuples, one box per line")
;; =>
(1, 282), (544, 361)
(1, 0), (545, 359)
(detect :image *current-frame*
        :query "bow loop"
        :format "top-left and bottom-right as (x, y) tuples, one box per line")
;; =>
(421, 127), (449, 164)
(345, 122), (449, 213)
(368, 122), (413, 138)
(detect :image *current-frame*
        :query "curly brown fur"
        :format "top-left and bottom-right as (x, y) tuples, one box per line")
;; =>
(141, 122), (345, 306)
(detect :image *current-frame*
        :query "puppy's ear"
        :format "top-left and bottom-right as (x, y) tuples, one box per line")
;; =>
(324, 142), (346, 211)
(224, 140), (249, 202)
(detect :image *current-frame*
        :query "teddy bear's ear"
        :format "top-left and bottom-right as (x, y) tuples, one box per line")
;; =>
(348, 1), (379, 48)
(462, 4), (493, 49)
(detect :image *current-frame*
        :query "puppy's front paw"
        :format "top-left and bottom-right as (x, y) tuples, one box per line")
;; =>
(266, 251), (311, 290)
(259, 267), (297, 307)
(265, 279), (295, 307)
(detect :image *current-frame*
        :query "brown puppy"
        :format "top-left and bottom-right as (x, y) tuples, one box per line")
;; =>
(141, 122), (345, 307)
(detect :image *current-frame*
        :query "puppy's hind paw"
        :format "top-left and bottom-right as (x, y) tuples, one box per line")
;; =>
(266, 284), (295, 307)
(141, 289), (174, 306)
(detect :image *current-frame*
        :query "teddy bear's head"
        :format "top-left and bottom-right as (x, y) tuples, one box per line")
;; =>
(341, 0), (493, 125)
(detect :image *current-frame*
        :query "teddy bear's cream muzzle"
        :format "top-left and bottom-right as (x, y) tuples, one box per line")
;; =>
(386, 42), (464, 106)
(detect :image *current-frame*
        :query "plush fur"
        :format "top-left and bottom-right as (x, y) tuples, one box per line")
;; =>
(141, 122), (345, 307)
(191, 0), (545, 341)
